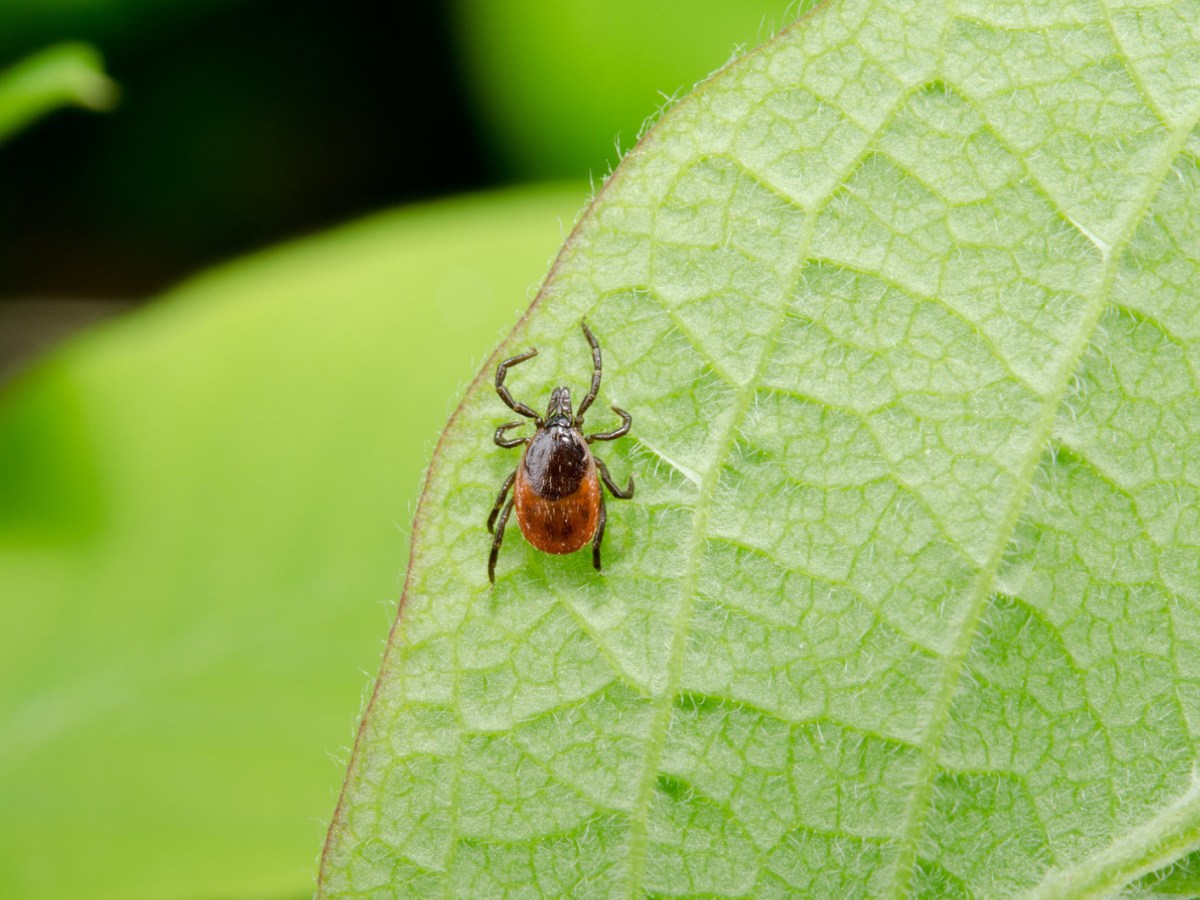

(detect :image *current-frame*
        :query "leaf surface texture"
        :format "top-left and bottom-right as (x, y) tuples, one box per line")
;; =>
(320, 1), (1200, 895)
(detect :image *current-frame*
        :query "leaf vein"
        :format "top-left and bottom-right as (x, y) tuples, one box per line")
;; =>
(885, 75), (1200, 900)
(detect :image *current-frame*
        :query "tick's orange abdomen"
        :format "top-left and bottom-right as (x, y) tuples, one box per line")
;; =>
(514, 452), (600, 553)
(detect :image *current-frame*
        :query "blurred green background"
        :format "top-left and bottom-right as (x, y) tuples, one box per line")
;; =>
(0, 1), (792, 896)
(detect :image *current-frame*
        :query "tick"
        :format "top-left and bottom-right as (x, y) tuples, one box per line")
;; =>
(487, 320), (634, 583)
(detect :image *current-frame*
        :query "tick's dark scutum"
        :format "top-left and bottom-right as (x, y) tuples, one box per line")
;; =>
(522, 424), (590, 500)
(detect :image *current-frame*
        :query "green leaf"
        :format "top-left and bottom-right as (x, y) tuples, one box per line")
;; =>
(319, 0), (1200, 896)
(0, 185), (583, 899)
(0, 43), (117, 144)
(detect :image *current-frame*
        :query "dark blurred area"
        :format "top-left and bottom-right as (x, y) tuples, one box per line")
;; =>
(0, 0), (490, 301)
(0, 0), (783, 379)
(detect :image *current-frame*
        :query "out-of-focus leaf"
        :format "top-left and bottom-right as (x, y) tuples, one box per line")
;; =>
(0, 43), (116, 144)
(320, 0), (1200, 895)
(450, 0), (819, 177)
(0, 184), (583, 899)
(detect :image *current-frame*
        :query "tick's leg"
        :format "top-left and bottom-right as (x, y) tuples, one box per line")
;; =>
(494, 422), (527, 448)
(592, 491), (607, 572)
(587, 406), (632, 443)
(489, 497), (515, 583)
(487, 469), (518, 533)
(596, 457), (634, 499)
(496, 349), (541, 420)
(576, 320), (603, 419)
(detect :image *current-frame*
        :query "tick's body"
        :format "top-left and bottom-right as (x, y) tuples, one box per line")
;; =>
(515, 422), (600, 554)
(488, 321), (633, 583)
